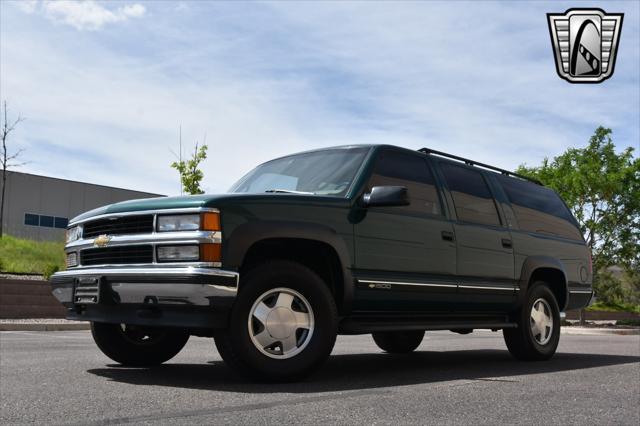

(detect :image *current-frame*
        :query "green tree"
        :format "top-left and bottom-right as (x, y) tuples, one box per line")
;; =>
(517, 127), (640, 306)
(171, 143), (208, 195)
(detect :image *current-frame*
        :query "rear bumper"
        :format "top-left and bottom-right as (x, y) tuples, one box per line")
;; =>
(566, 287), (594, 311)
(50, 267), (238, 329)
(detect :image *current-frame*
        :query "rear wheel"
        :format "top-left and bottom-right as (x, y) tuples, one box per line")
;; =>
(214, 260), (338, 381)
(503, 281), (561, 361)
(372, 330), (425, 353)
(91, 322), (189, 366)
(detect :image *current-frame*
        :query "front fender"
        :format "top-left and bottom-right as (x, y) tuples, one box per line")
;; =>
(223, 220), (355, 312)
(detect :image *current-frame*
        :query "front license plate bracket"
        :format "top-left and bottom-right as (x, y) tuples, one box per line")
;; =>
(74, 276), (102, 304)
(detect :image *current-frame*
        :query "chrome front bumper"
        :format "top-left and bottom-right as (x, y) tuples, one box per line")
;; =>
(51, 267), (238, 307)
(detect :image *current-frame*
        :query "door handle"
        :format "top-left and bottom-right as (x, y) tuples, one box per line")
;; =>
(441, 231), (455, 242)
(501, 238), (512, 248)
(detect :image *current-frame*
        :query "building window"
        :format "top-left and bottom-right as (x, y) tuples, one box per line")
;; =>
(24, 213), (68, 229)
(39, 215), (54, 227)
(54, 217), (69, 229)
(24, 213), (39, 226)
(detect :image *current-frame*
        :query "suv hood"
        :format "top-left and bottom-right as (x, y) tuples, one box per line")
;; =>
(70, 193), (350, 224)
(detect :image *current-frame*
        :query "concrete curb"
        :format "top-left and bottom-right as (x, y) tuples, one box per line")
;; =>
(0, 323), (90, 331)
(561, 327), (639, 336)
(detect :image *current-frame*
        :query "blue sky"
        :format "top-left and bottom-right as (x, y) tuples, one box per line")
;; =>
(1, 0), (638, 195)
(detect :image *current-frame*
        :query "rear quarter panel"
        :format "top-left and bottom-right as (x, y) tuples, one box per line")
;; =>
(512, 230), (592, 310)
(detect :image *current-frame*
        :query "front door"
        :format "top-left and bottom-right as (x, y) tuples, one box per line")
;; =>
(353, 149), (457, 312)
(437, 162), (516, 312)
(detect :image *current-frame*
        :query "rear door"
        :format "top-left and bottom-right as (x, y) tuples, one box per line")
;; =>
(436, 162), (516, 311)
(353, 149), (457, 312)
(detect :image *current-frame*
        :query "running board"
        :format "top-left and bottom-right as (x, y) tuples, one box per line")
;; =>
(339, 317), (517, 334)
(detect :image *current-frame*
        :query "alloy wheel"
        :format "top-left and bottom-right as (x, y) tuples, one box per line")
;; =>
(247, 287), (315, 359)
(530, 298), (553, 345)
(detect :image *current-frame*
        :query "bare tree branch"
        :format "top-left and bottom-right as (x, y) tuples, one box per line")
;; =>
(1, 101), (26, 238)
(7, 161), (30, 168)
(168, 147), (180, 160)
(6, 149), (26, 162)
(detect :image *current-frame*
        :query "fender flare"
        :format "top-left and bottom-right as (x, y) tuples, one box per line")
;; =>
(517, 256), (569, 311)
(223, 220), (355, 313)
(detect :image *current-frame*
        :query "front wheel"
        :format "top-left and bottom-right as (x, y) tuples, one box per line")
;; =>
(503, 282), (561, 361)
(214, 260), (338, 381)
(91, 322), (189, 366)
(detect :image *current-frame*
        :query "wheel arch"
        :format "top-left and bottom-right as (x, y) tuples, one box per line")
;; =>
(223, 221), (354, 315)
(518, 256), (569, 311)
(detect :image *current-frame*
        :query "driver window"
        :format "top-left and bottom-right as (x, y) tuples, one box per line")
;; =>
(368, 151), (442, 215)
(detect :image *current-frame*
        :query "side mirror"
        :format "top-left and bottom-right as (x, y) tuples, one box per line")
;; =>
(362, 186), (410, 207)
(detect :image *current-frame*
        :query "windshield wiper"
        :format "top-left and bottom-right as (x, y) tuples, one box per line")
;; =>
(264, 189), (315, 195)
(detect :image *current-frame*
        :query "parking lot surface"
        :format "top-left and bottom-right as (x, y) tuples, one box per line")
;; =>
(1, 330), (638, 425)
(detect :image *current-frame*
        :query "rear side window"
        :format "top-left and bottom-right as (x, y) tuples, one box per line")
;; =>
(498, 176), (582, 241)
(439, 163), (501, 226)
(368, 150), (441, 215)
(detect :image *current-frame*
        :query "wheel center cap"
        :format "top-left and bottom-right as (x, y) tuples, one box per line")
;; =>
(266, 307), (296, 339)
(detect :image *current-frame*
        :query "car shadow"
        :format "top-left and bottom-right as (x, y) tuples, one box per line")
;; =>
(87, 349), (640, 393)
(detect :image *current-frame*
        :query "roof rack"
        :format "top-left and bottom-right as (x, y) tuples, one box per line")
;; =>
(418, 147), (543, 185)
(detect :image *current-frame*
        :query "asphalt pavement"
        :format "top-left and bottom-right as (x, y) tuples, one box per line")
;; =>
(1, 330), (638, 425)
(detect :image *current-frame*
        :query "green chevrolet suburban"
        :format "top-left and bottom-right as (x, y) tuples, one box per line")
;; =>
(51, 145), (593, 380)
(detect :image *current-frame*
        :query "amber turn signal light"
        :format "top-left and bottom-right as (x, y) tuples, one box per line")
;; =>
(201, 243), (222, 262)
(201, 212), (221, 231)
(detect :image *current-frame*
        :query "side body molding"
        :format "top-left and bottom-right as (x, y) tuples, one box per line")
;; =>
(223, 220), (355, 312)
(517, 256), (569, 311)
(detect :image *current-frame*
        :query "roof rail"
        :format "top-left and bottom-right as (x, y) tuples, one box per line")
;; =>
(418, 147), (543, 185)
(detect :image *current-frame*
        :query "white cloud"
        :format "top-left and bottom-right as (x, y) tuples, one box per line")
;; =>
(14, 0), (146, 31)
(120, 4), (145, 18)
(0, 28), (307, 194)
(13, 0), (38, 14)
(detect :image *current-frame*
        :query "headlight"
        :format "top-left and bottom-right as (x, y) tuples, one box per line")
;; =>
(157, 214), (200, 232)
(66, 226), (81, 243)
(156, 212), (220, 232)
(157, 245), (200, 262)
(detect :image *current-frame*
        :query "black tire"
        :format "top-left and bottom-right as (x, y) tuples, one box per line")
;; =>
(91, 322), (189, 367)
(372, 330), (425, 353)
(214, 260), (338, 381)
(503, 281), (561, 361)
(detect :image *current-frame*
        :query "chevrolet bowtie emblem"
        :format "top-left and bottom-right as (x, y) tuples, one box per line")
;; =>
(93, 234), (112, 247)
(547, 8), (623, 83)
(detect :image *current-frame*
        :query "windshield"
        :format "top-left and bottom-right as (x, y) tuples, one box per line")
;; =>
(229, 147), (370, 196)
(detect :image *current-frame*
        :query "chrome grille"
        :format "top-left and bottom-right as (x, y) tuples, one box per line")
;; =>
(82, 215), (154, 239)
(81, 245), (153, 266)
